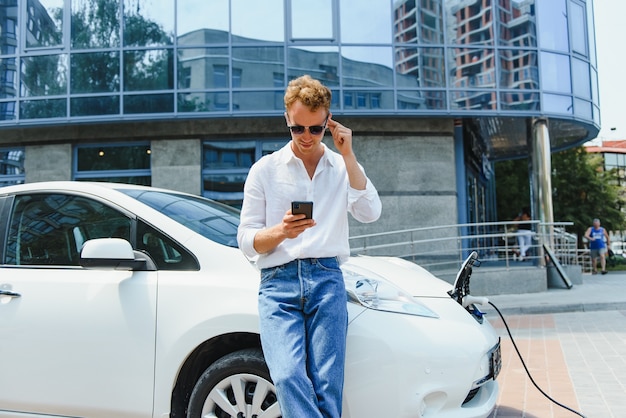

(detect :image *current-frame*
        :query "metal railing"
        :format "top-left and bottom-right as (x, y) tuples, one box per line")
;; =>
(349, 220), (581, 276)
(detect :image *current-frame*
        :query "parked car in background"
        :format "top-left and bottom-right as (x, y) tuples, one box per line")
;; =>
(0, 182), (500, 418)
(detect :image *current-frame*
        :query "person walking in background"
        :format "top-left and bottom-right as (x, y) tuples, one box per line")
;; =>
(513, 206), (533, 261)
(237, 75), (382, 418)
(585, 218), (610, 274)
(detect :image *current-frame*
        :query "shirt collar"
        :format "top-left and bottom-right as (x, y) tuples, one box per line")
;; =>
(281, 141), (335, 167)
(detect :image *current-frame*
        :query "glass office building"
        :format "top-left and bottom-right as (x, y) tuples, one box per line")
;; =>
(0, 0), (599, 235)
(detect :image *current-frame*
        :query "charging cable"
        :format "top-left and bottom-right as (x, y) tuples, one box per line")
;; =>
(473, 298), (587, 418)
(482, 295), (585, 418)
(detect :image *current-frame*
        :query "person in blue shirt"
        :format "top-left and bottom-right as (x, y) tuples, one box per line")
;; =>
(584, 218), (610, 274)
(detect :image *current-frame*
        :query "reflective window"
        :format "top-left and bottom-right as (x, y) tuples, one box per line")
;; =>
(203, 140), (288, 207)
(123, 49), (173, 91)
(574, 98), (591, 119)
(232, 47), (285, 88)
(71, 96), (119, 116)
(446, 0), (494, 45)
(20, 98), (66, 119)
(571, 57), (590, 99)
(543, 93), (572, 115)
(0, 101), (17, 120)
(537, 0), (569, 51)
(71, 0), (120, 48)
(232, 0), (284, 43)
(177, 47), (229, 89)
(342, 47), (393, 87)
(500, 91), (539, 111)
(0, 148), (25, 186)
(71, 52), (120, 93)
(497, 0), (537, 47)
(395, 47), (445, 89)
(26, 0), (63, 49)
(177, 0), (228, 37)
(540, 52), (571, 94)
(450, 90), (496, 110)
(123, 0), (174, 46)
(6, 193), (132, 266)
(74, 143), (151, 185)
(287, 46), (339, 87)
(290, 0), (332, 40)
(341, 0), (391, 44)
(394, 0), (444, 44)
(449, 48), (496, 89)
(21, 54), (67, 96)
(498, 49), (539, 90)
(569, 1), (587, 56)
(397, 90), (446, 110)
(124, 93), (174, 114)
(586, 0), (596, 66)
(0, 58), (18, 98)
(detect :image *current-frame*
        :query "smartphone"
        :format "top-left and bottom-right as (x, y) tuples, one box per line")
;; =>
(291, 201), (313, 219)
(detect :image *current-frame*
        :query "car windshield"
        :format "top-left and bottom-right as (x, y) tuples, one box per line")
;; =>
(119, 188), (240, 248)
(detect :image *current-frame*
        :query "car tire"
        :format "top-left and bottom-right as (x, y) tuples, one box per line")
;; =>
(186, 348), (282, 418)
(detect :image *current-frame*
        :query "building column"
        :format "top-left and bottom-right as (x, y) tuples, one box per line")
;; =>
(530, 118), (554, 266)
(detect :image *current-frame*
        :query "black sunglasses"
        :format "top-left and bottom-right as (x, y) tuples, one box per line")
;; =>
(287, 116), (328, 136)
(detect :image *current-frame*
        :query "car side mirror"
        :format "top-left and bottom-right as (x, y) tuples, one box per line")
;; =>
(80, 238), (153, 271)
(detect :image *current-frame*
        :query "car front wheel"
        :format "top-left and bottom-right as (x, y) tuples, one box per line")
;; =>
(187, 348), (282, 418)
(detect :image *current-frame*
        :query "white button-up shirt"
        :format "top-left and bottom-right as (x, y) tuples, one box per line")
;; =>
(237, 141), (382, 269)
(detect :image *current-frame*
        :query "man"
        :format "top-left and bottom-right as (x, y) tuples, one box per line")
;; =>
(237, 75), (381, 418)
(585, 218), (610, 274)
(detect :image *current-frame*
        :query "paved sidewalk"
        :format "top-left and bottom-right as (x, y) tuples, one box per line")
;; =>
(479, 271), (626, 418)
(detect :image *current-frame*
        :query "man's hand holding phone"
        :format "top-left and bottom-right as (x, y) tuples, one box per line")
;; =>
(282, 201), (315, 239)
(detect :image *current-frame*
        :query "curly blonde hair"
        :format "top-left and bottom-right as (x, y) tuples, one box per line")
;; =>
(284, 75), (331, 112)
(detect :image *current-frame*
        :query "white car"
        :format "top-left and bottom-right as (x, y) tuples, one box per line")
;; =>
(0, 182), (500, 418)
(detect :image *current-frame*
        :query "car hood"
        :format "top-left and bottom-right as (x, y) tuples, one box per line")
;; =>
(343, 255), (453, 298)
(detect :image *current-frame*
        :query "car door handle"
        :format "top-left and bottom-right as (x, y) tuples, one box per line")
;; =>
(0, 289), (21, 298)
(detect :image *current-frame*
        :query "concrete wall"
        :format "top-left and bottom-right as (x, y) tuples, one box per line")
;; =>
(24, 143), (72, 183)
(150, 139), (201, 195)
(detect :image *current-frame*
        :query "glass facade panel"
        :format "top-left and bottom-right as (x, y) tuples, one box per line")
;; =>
(287, 46), (339, 87)
(26, 0), (63, 48)
(497, 0), (537, 47)
(0, 0), (598, 128)
(232, 0), (283, 43)
(203, 141), (255, 170)
(569, 1), (587, 56)
(342, 47), (393, 87)
(498, 49), (538, 90)
(537, 0), (569, 51)
(395, 47), (445, 89)
(0, 58), (18, 98)
(500, 91), (539, 111)
(124, 93), (173, 113)
(177, 0), (228, 37)
(540, 51), (571, 94)
(445, 0), (494, 45)
(0, 148), (25, 178)
(571, 57), (590, 99)
(290, 0), (332, 40)
(0, 101), (17, 120)
(574, 97), (591, 119)
(123, 0), (174, 46)
(397, 90), (446, 110)
(77, 144), (150, 171)
(20, 98), (66, 118)
(232, 91), (284, 112)
(71, 51), (120, 93)
(450, 90), (496, 111)
(71, 95), (119, 116)
(177, 47), (229, 89)
(71, 0), (120, 48)
(232, 47), (285, 88)
(543, 93), (572, 115)
(21, 54), (67, 96)
(123, 49), (173, 91)
(449, 48), (496, 89)
(341, 0), (391, 43)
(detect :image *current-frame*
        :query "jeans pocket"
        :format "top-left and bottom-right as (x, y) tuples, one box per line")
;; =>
(315, 257), (341, 272)
(260, 265), (283, 284)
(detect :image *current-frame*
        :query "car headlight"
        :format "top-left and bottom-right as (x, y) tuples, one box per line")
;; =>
(342, 265), (439, 318)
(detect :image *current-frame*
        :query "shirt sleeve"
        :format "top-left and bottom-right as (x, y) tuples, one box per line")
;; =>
(347, 177), (382, 223)
(237, 163), (266, 259)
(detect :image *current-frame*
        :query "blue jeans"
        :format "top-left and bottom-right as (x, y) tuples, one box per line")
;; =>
(258, 257), (348, 418)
